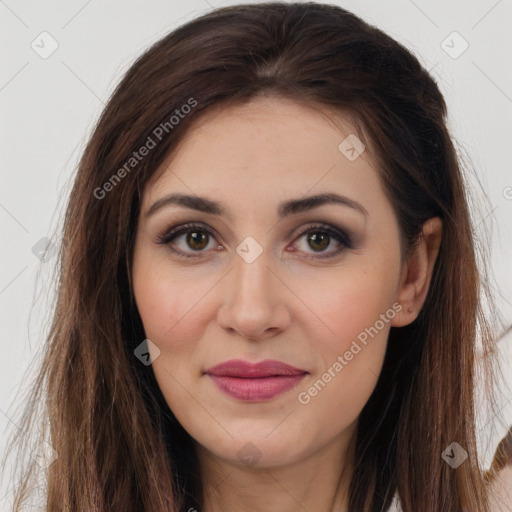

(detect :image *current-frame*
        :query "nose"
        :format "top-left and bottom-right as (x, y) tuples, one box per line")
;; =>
(216, 249), (291, 342)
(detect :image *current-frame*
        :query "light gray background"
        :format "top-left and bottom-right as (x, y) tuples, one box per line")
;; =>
(1, 0), (511, 507)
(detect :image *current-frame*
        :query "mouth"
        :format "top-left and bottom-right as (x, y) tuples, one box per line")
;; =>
(204, 359), (308, 402)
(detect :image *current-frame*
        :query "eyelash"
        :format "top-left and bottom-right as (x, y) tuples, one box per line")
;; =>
(156, 222), (352, 260)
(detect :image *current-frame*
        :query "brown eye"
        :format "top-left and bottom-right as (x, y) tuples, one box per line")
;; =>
(292, 223), (352, 259)
(157, 222), (219, 258)
(307, 232), (330, 252)
(186, 230), (209, 250)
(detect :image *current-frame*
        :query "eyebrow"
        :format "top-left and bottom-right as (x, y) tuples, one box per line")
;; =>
(145, 192), (368, 219)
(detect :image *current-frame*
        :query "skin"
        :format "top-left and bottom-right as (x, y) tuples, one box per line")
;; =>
(490, 467), (512, 511)
(131, 96), (442, 512)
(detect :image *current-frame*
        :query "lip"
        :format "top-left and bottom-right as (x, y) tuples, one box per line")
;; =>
(204, 359), (308, 402)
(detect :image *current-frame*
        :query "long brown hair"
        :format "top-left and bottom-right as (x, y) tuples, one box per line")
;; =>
(2, 2), (501, 510)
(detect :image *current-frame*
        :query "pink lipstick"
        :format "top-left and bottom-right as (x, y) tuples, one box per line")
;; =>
(204, 359), (308, 402)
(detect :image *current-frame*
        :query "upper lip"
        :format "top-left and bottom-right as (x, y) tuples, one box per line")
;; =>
(204, 359), (307, 378)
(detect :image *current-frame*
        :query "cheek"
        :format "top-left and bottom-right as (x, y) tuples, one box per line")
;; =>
(132, 254), (214, 348)
(131, 259), (213, 422)
(292, 261), (400, 418)
(293, 261), (399, 353)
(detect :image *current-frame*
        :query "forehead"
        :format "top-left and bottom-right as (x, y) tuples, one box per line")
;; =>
(142, 96), (380, 216)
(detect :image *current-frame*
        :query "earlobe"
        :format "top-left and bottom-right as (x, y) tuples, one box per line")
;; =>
(391, 217), (443, 327)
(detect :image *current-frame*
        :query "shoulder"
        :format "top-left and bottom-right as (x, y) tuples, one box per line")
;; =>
(489, 466), (512, 512)
(387, 494), (401, 512)
(488, 426), (512, 511)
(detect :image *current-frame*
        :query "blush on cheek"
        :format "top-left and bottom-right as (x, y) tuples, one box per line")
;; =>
(311, 294), (394, 382)
(137, 292), (212, 351)
(134, 282), (180, 342)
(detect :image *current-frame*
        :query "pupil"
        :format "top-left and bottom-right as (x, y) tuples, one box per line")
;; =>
(308, 232), (329, 251)
(187, 231), (208, 250)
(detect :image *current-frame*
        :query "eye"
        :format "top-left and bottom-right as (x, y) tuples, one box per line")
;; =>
(291, 223), (352, 259)
(156, 222), (219, 259)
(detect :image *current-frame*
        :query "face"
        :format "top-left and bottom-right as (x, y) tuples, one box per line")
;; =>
(131, 96), (406, 469)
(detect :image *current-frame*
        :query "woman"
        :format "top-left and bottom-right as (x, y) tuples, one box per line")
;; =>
(3, 2), (508, 511)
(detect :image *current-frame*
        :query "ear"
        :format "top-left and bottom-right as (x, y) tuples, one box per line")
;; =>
(391, 217), (443, 327)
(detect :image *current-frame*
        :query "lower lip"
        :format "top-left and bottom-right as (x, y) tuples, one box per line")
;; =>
(208, 374), (307, 402)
